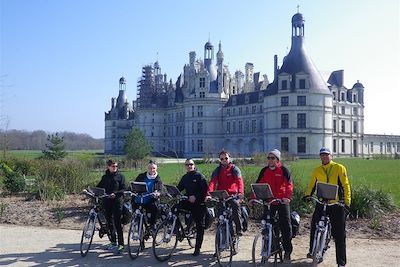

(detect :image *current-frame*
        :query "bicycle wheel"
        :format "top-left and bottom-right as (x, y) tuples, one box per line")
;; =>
(127, 215), (143, 260)
(80, 216), (96, 257)
(152, 219), (178, 262)
(312, 231), (323, 267)
(215, 224), (233, 267)
(186, 220), (197, 248)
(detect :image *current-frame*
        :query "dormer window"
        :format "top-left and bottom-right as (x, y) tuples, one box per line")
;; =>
(199, 77), (205, 88)
(299, 79), (306, 89)
(281, 80), (288, 90)
(333, 91), (337, 100)
(341, 92), (346, 101)
(232, 96), (237, 105)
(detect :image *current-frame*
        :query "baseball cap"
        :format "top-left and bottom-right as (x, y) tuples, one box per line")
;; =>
(319, 147), (331, 154)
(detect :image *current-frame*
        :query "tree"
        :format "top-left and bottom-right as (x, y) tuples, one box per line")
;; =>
(42, 133), (67, 160)
(124, 128), (151, 166)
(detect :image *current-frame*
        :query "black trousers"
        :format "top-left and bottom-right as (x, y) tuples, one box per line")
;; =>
(103, 198), (124, 246)
(133, 201), (158, 228)
(216, 199), (242, 233)
(179, 200), (206, 250)
(310, 203), (346, 266)
(265, 204), (293, 254)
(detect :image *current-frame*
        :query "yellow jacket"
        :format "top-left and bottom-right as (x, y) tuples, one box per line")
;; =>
(305, 160), (351, 206)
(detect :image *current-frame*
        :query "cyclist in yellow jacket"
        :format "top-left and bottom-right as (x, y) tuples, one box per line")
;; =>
(304, 147), (351, 267)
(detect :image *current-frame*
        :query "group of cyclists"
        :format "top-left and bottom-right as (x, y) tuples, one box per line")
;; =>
(96, 147), (351, 267)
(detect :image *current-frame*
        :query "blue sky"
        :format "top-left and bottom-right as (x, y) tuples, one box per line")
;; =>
(1, 0), (399, 139)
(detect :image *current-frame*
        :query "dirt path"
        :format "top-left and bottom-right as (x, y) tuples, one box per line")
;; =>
(1, 224), (399, 267)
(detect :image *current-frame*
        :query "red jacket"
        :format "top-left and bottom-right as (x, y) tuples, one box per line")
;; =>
(207, 163), (244, 196)
(252, 162), (293, 200)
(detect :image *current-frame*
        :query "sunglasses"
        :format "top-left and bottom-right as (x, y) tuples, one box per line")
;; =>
(220, 157), (229, 160)
(185, 163), (194, 166)
(110, 165), (118, 167)
(267, 156), (276, 160)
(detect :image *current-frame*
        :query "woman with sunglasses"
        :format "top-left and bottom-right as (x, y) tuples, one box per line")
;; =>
(177, 158), (208, 256)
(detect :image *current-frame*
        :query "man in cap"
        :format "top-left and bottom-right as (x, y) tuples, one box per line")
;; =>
(249, 149), (293, 262)
(304, 147), (351, 267)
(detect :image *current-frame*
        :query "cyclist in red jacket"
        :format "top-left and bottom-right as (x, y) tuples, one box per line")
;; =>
(206, 150), (244, 236)
(249, 149), (293, 263)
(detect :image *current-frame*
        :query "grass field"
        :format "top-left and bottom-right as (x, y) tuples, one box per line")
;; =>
(120, 158), (400, 206)
(2, 150), (103, 159)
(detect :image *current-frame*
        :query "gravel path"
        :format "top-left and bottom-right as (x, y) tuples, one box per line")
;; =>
(1, 224), (399, 267)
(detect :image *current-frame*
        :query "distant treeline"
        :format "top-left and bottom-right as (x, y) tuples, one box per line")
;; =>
(0, 130), (104, 150)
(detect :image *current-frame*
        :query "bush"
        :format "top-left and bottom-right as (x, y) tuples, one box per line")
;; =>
(3, 172), (25, 193)
(350, 184), (397, 218)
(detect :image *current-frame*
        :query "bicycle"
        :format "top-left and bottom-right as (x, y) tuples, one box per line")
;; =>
(152, 184), (197, 262)
(306, 182), (344, 266)
(80, 187), (111, 257)
(250, 184), (284, 267)
(126, 182), (160, 260)
(209, 190), (241, 267)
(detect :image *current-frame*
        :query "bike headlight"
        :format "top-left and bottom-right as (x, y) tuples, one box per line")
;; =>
(261, 219), (266, 226)
(219, 215), (225, 220)
(318, 221), (324, 227)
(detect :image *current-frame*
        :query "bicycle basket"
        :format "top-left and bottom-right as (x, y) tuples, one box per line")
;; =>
(210, 190), (229, 200)
(251, 183), (274, 200)
(164, 184), (182, 197)
(88, 187), (106, 197)
(316, 182), (338, 200)
(130, 182), (148, 194)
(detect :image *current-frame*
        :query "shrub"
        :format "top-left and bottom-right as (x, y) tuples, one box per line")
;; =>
(350, 184), (396, 219)
(3, 173), (25, 193)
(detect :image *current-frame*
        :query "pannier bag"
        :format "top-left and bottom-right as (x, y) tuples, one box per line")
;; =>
(121, 202), (133, 225)
(291, 211), (300, 238)
(203, 207), (215, 229)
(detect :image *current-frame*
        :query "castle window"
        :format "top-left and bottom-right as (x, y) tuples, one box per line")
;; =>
(245, 106), (249, 115)
(297, 95), (306, 106)
(281, 137), (289, 152)
(245, 120), (249, 133)
(380, 142), (383, 153)
(281, 80), (288, 90)
(227, 108), (231, 116)
(341, 139), (345, 152)
(259, 105), (263, 113)
(387, 142), (391, 153)
(245, 95), (249, 104)
(233, 108), (236, 116)
(370, 142), (374, 153)
(197, 122), (203, 134)
(333, 91), (337, 100)
(197, 106), (203, 117)
(192, 106), (195, 117)
(259, 119), (263, 132)
(333, 139), (337, 153)
(333, 120), (337, 132)
(353, 107), (358, 115)
(251, 120), (256, 133)
(191, 140), (195, 151)
(197, 140), (203, 152)
(252, 106), (256, 114)
(297, 137), (306, 153)
(239, 121), (243, 133)
(199, 77), (205, 88)
(341, 92), (346, 101)
(297, 113), (306, 128)
(341, 106), (345, 114)
(333, 105), (337, 114)
(353, 94), (357, 102)
(232, 96), (237, 105)
(281, 114), (289, 129)
(353, 121), (357, 133)
(227, 122), (231, 133)
(299, 79), (306, 89)
(232, 121), (237, 133)
(239, 107), (242, 115)
(200, 92), (205, 98)
(192, 122), (194, 134)
(281, 96), (289, 106)
(341, 120), (345, 132)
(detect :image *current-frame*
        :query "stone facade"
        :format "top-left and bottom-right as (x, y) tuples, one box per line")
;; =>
(104, 12), (400, 157)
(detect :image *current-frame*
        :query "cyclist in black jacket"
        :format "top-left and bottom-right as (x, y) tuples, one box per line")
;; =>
(177, 158), (208, 256)
(97, 159), (126, 252)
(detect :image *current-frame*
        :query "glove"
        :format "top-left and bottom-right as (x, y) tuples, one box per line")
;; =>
(302, 196), (311, 202)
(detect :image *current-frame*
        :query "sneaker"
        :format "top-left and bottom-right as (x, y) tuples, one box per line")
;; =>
(213, 252), (218, 258)
(306, 252), (313, 259)
(106, 242), (117, 250)
(117, 245), (124, 253)
(236, 231), (243, 237)
(283, 252), (291, 263)
(338, 265), (345, 267)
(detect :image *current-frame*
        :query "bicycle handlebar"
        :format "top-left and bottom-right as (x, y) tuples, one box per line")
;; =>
(82, 189), (110, 199)
(249, 198), (284, 206)
(305, 196), (345, 207)
(207, 194), (240, 203)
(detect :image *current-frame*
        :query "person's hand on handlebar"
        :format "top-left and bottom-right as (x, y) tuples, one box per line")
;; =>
(302, 195), (311, 202)
(152, 191), (161, 198)
(282, 198), (291, 204)
(110, 193), (116, 199)
(248, 199), (256, 207)
(205, 195), (212, 202)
